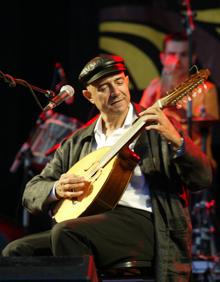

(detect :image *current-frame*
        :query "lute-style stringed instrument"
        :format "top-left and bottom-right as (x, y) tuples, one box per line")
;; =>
(53, 68), (210, 222)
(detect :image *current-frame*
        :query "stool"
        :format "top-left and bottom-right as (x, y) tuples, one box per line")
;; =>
(98, 260), (154, 282)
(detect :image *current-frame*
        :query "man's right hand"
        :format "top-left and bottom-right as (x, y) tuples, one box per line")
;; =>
(55, 173), (92, 200)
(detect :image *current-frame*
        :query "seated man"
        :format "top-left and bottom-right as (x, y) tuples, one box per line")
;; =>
(2, 54), (212, 282)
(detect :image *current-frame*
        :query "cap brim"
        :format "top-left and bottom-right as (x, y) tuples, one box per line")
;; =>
(86, 67), (126, 85)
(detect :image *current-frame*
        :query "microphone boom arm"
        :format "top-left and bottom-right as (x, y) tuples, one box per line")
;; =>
(0, 70), (56, 111)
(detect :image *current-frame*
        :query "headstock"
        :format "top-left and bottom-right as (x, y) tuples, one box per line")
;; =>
(155, 69), (210, 109)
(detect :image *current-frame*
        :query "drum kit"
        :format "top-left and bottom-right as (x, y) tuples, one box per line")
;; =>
(10, 109), (82, 173)
(190, 115), (220, 275)
(29, 110), (82, 171)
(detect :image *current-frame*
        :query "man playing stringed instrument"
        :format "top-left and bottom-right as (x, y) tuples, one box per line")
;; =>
(2, 54), (212, 281)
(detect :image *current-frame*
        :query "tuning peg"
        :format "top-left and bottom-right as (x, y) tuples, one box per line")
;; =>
(192, 86), (203, 98)
(176, 102), (183, 109)
(197, 87), (202, 93)
(203, 83), (208, 90)
(181, 96), (188, 104)
(192, 91), (197, 98)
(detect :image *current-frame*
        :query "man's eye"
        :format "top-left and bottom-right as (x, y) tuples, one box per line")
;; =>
(98, 85), (108, 92)
(116, 79), (124, 85)
(180, 52), (188, 57)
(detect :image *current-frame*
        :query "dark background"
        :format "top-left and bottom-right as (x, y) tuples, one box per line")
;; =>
(0, 0), (220, 252)
(0, 0), (100, 220)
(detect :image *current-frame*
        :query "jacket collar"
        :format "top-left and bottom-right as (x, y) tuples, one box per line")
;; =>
(78, 102), (144, 142)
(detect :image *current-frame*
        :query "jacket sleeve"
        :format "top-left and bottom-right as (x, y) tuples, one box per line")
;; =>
(172, 134), (213, 192)
(22, 139), (70, 215)
(22, 124), (94, 215)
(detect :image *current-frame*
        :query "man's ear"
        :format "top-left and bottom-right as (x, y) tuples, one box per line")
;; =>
(82, 89), (94, 104)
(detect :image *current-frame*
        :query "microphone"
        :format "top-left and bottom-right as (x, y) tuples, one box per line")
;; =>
(43, 85), (75, 112)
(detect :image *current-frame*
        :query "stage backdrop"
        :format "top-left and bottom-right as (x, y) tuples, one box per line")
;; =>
(98, 2), (220, 103)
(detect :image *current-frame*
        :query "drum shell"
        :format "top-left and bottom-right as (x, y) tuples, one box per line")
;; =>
(30, 112), (82, 171)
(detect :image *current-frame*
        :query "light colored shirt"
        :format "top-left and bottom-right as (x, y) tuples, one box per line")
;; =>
(94, 103), (152, 212)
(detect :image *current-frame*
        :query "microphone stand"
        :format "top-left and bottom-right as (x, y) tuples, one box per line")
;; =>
(181, 0), (195, 138)
(0, 70), (56, 111)
(0, 70), (57, 231)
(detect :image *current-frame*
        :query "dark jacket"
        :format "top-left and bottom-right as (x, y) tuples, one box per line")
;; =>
(23, 104), (212, 281)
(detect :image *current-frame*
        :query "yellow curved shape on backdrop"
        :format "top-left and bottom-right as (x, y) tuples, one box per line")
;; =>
(100, 22), (164, 51)
(196, 9), (220, 24)
(99, 36), (159, 90)
(216, 28), (220, 34)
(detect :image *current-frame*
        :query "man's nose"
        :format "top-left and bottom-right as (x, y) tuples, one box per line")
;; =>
(170, 54), (179, 66)
(110, 84), (120, 96)
(175, 54), (182, 65)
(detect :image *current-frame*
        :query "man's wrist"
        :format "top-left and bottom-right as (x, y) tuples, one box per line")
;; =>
(170, 137), (185, 157)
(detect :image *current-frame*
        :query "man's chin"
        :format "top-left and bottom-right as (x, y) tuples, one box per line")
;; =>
(110, 103), (128, 114)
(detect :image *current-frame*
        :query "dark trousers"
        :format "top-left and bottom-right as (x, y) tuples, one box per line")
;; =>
(2, 206), (154, 268)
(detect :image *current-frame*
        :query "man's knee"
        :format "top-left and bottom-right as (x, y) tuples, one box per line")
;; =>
(1, 239), (22, 256)
(51, 222), (69, 243)
(51, 219), (84, 242)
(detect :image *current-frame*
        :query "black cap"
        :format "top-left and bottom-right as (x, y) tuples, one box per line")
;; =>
(78, 54), (127, 87)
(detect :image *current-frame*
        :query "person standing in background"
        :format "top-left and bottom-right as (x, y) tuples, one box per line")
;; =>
(140, 32), (219, 168)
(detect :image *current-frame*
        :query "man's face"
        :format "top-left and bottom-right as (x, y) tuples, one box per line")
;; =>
(84, 72), (130, 116)
(160, 40), (193, 75)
